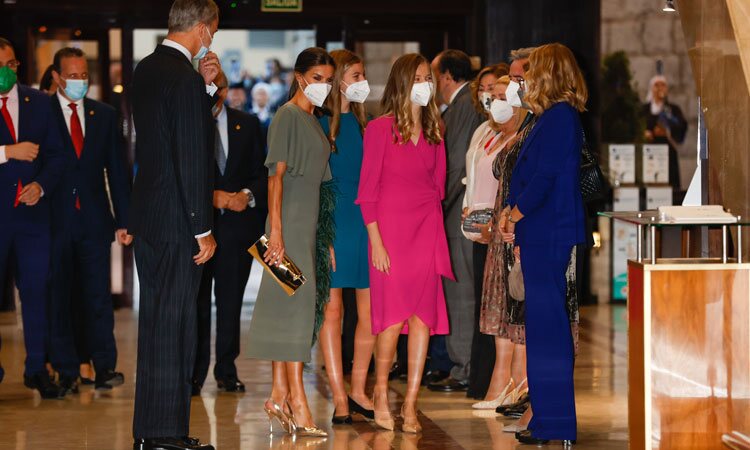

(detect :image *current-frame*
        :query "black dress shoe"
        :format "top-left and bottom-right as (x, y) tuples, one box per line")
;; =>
(421, 369), (450, 386)
(24, 373), (65, 399)
(79, 377), (95, 385)
(331, 412), (353, 425)
(348, 396), (374, 420)
(515, 430), (576, 446)
(133, 437), (214, 450)
(59, 375), (80, 395)
(216, 377), (245, 393)
(191, 380), (202, 396)
(95, 369), (124, 391)
(502, 400), (530, 418)
(388, 361), (407, 380)
(427, 377), (469, 392)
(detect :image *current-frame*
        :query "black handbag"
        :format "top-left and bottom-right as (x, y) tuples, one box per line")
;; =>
(580, 132), (608, 202)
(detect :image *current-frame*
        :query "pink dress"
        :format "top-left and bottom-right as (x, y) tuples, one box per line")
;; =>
(356, 116), (454, 335)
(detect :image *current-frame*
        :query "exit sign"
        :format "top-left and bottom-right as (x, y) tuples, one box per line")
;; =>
(261, 0), (303, 12)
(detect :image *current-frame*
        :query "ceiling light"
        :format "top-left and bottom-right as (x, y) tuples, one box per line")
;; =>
(663, 0), (676, 12)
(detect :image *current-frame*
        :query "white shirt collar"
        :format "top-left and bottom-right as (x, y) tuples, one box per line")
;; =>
(162, 39), (193, 62)
(56, 90), (84, 110)
(449, 82), (469, 105)
(1, 83), (18, 102)
(216, 104), (227, 123)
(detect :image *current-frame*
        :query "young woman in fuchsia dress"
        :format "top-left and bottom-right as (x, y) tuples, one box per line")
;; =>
(356, 53), (454, 434)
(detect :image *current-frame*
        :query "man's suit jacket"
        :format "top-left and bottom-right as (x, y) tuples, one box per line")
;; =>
(50, 96), (130, 243)
(508, 102), (586, 248)
(129, 45), (214, 243)
(442, 83), (485, 238)
(0, 85), (65, 231)
(213, 107), (268, 246)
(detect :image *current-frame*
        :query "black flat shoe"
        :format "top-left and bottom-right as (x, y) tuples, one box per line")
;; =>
(24, 372), (65, 399)
(133, 436), (214, 450)
(59, 375), (79, 395)
(79, 377), (95, 385)
(348, 396), (375, 420)
(496, 393), (530, 413)
(95, 369), (124, 391)
(331, 412), (353, 425)
(216, 377), (245, 393)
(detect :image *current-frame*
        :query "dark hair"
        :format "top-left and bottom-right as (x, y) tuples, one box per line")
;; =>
(287, 47), (335, 102)
(436, 49), (472, 82)
(0, 37), (13, 51)
(168, 0), (219, 33)
(53, 47), (85, 73)
(228, 82), (245, 90)
(40, 65), (56, 92)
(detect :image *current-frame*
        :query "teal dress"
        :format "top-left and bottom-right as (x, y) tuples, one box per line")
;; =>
(319, 113), (370, 289)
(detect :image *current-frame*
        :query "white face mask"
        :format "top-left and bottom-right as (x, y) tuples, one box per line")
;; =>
(342, 79), (370, 103)
(480, 92), (493, 111)
(301, 78), (332, 107)
(490, 99), (514, 124)
(410, 81), (434, 107)
(505, 81), (523, 108)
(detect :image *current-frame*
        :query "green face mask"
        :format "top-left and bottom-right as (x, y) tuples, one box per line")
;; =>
(0, 66), (17, 94)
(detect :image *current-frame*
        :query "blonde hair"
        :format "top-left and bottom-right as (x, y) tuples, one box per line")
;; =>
(524, 43), (588, 114)
(470, 63), (509, 114)
(324, 49), (368, 151)
(380, 53), (442, 145)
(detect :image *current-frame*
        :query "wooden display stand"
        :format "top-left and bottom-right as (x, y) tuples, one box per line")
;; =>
(602, 211), (750, 450)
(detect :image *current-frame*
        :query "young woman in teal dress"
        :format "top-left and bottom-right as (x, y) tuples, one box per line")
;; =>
(317, 49), (376, 424)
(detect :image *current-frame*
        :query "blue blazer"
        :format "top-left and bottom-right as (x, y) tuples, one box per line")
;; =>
(0, 85), (65, 231)
(49, 96), (130, 243)
(507, 102), (585, 248)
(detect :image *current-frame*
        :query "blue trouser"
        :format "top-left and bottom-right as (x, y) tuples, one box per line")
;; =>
(0, 219), (50, 376)
(522, 243), (577, 441)
(48, 219), (117, 378)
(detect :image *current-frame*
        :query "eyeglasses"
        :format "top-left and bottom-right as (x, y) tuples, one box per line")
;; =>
(510, 75), (525, 84)
(0, 60), (20, 70)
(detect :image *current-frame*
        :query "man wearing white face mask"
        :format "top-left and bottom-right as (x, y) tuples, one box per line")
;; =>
(507, 47), (536, 109)
(428, 49), (486, 394)
(130, 0), (221, 448)
(47, 47), (132, 396)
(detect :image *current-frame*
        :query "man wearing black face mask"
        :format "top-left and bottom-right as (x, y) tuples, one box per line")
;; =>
(191, 70), (267, 397)
(129, 0), (221, 448)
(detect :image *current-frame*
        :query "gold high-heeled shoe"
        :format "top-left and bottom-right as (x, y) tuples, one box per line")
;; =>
(372, 393), (394, 431)
(286, 400), (328, 438)
(264, 400), (295, 434)
(400, 405), (422, 434)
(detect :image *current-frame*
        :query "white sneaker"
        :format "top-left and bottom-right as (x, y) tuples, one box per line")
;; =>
(503, 423), (528, 433)
(471, 379), (514, 409)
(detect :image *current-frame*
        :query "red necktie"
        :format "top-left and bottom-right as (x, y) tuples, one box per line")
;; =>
(69, 103), (84, 210)
(1, 96), (16, 143)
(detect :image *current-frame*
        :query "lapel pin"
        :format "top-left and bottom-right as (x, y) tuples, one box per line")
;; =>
(24, 97), (30, 102)
(235, 124), (241, 130)
(89, 110), (95, 116)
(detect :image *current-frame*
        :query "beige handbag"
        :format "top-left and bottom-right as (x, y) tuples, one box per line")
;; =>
(508, 261), (525, 301)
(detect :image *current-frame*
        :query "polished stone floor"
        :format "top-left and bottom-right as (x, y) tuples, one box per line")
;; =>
(0, 295), (628, 449)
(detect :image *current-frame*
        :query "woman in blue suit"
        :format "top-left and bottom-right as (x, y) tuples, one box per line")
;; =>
(500, 43), (587, 446)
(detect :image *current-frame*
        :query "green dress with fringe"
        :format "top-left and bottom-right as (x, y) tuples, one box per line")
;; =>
(246, 104), (334, 362)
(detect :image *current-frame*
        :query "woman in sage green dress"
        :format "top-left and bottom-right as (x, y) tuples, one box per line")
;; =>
(245, 47), (334, 438)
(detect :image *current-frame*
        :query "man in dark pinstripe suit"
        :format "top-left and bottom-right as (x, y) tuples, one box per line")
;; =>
(129, 1), (219, 449)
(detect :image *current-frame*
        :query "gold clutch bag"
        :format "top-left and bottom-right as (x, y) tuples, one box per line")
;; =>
(247, 234), (307, 296)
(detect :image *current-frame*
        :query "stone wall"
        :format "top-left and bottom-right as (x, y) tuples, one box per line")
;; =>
(601, 0), (698, 191)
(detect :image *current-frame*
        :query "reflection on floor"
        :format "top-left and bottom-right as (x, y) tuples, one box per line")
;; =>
(0, 301), (628, 449)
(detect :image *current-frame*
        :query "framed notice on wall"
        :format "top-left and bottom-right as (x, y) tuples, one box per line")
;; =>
(646, 186), (673, 209)
(261, 0), (303, 12)
(608, 144), (636, 185)
(642, 144), (669, 184)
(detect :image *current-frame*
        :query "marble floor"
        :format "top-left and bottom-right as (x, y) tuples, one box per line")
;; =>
(0, 296), (628, 449)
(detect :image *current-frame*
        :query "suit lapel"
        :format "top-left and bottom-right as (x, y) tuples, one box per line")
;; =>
(81, 98), (96, 160)
(50, 96), (77, 158)
(17, 86), (32, 142)
(224, 109), (241, 178)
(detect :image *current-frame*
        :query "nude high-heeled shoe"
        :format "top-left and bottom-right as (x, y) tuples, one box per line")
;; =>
(400, 405), (422, 434)
(372, 392), (395, 431)
(287, 401), (328, 438)
(472, 378), (514, 410)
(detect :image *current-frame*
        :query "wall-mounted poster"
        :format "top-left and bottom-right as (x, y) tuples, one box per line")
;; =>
(611, 187), (639, 301)
(642, 144), (670, 184)
(608, 144), (636, 185)
(646, 186), (673, 209)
